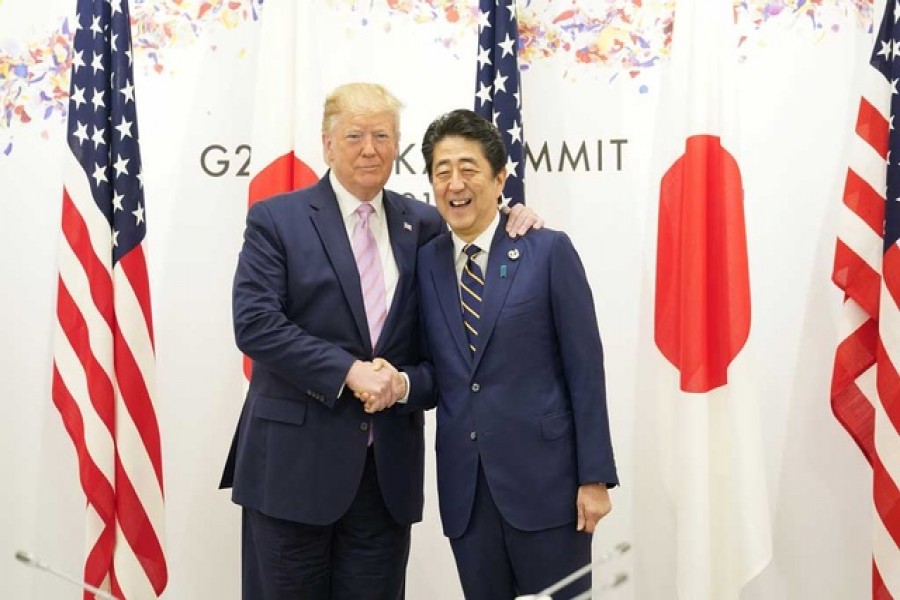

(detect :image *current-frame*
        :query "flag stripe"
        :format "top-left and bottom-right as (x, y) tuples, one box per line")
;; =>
(61, 189), (115, 330)
(856, 97), (890, 159)
(55, 279), (116, 443)
(834, 239), (882, 317)
(849, 137), (890, 205)
(114, 264), (163, 485)
(84, 510), (116, 596)
(113, 458), (166, 591)
(843, 168), (890, 238)
(113, 521), (159, 600)
(873, 517), (900, 598)
(51, 365), (116, 517)
(120, 246), (155, 343)
(884, 247), (900, 314)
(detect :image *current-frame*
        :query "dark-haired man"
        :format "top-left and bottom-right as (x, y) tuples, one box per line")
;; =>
(408, 109), (618, 599)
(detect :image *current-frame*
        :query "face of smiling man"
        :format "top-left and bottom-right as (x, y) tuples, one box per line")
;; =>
(430, 135), (507, 243)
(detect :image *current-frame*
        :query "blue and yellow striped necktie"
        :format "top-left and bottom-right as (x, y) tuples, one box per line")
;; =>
(460, 243), (485, 355)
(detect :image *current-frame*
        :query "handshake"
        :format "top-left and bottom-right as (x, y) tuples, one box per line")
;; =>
(346, 358), (408, 414)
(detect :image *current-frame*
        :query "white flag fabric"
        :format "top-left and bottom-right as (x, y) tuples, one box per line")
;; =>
(248, 0), (323, 198)
(242, 0), (324, 379)
(636, 1), (773, 597)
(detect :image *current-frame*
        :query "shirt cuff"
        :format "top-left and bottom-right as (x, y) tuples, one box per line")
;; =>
(396, 372), (411, 404)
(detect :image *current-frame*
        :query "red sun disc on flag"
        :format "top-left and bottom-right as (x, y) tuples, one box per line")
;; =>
(655, 134), (751, 394)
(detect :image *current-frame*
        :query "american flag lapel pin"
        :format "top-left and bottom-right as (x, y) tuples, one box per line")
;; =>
(403, 221), (412, 232)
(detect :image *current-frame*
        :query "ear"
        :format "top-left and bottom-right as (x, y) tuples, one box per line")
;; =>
(495, 166), (508, 189)
(322, 134), (333, 164)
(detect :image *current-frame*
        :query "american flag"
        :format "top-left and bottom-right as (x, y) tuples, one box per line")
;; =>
(831, 1), (900, 597)
(52, 0), (167, 598)
(475, 0), (524, 206)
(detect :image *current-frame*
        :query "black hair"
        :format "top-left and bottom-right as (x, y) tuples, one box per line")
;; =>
(421, 109), (506, 180)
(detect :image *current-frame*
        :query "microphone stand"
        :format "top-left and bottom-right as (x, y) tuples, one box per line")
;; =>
(15, 550), (120, 600)
(515, 541), (632, 600)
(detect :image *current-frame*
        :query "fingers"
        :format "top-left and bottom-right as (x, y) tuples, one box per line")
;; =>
(502, 203), (523, 238)
(503, 204), (544, 238)
(576, 484), (611, 534)
(349, 359), (402, 413)
(582, 512), (599, 534)
(577, 501), (603, 533)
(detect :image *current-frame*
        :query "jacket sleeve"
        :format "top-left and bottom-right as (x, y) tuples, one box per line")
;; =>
(396, 210), (444, 412)
(550, 232), (619, 487)
(232, 201), (356, 408)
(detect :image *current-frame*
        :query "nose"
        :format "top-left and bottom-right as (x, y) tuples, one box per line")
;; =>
(361, 134), (376, 156)
(448, 171), (465, 191)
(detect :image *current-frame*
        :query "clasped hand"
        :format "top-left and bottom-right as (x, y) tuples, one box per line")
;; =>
(346, 358), (406, 414)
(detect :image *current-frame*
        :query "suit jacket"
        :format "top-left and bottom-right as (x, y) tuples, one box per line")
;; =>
(415, 216), (618, 538)
(220, 175), (444, 527)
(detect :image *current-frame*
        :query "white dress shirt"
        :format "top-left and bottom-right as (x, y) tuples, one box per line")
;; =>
(331, 172), (400, 310)
(451, 211), (501, 289)
(331, 173), (409, 402)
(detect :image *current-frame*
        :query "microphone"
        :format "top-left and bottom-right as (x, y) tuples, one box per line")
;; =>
(15, 550), (120, 600)
(518, 572), (628, 600)
(515, 540), (632, 599)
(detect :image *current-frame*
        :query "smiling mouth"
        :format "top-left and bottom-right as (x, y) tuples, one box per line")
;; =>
(448, 198), (472, 207)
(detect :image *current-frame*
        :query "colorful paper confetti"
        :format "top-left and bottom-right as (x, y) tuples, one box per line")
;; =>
(0, 0), (876, 155)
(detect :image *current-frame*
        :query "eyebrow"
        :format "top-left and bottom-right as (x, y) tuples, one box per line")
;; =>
(435, 157), (479, 169)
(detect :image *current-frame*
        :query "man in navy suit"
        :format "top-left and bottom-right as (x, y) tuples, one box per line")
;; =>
(409, 109), (619, 600)
(220, 84), (540, 600)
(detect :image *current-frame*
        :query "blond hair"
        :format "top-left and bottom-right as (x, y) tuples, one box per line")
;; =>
(321, 82), (403, 136)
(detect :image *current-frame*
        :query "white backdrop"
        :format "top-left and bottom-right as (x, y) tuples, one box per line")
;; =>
(0, 0), (879, 598)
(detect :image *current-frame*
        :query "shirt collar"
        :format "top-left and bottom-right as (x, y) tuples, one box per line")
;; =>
(330, 170), (384, 219)
(452, 211), (500, 260)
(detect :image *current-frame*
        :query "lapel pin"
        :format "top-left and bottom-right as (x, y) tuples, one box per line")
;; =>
(500, 265), (507, 278)
(507, 248), (520, 261)
(403, 221), (413, 231)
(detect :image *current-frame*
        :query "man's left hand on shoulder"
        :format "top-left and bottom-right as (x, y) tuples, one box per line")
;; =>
(502, 202), (544, 238)
(576, 483), (612, 534)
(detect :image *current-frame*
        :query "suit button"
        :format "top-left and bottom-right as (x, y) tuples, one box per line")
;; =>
(470, 431), (477, 441)
(360, 422), (369, 432)
(471, 383), (480, 392)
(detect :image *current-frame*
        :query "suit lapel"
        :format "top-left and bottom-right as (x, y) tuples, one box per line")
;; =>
(377, 193), (417, 354)
(472, 224), (521, 373)
(430, 235), (472, 364)
(308, 178), (371, 350)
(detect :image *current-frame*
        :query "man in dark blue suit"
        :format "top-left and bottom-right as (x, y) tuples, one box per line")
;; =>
(220, 84), (541, 600)
(409, 109), (619, 600)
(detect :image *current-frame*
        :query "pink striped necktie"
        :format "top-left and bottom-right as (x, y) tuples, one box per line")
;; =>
(351, 203), (387, 350)
(352, 203), (386, 445)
